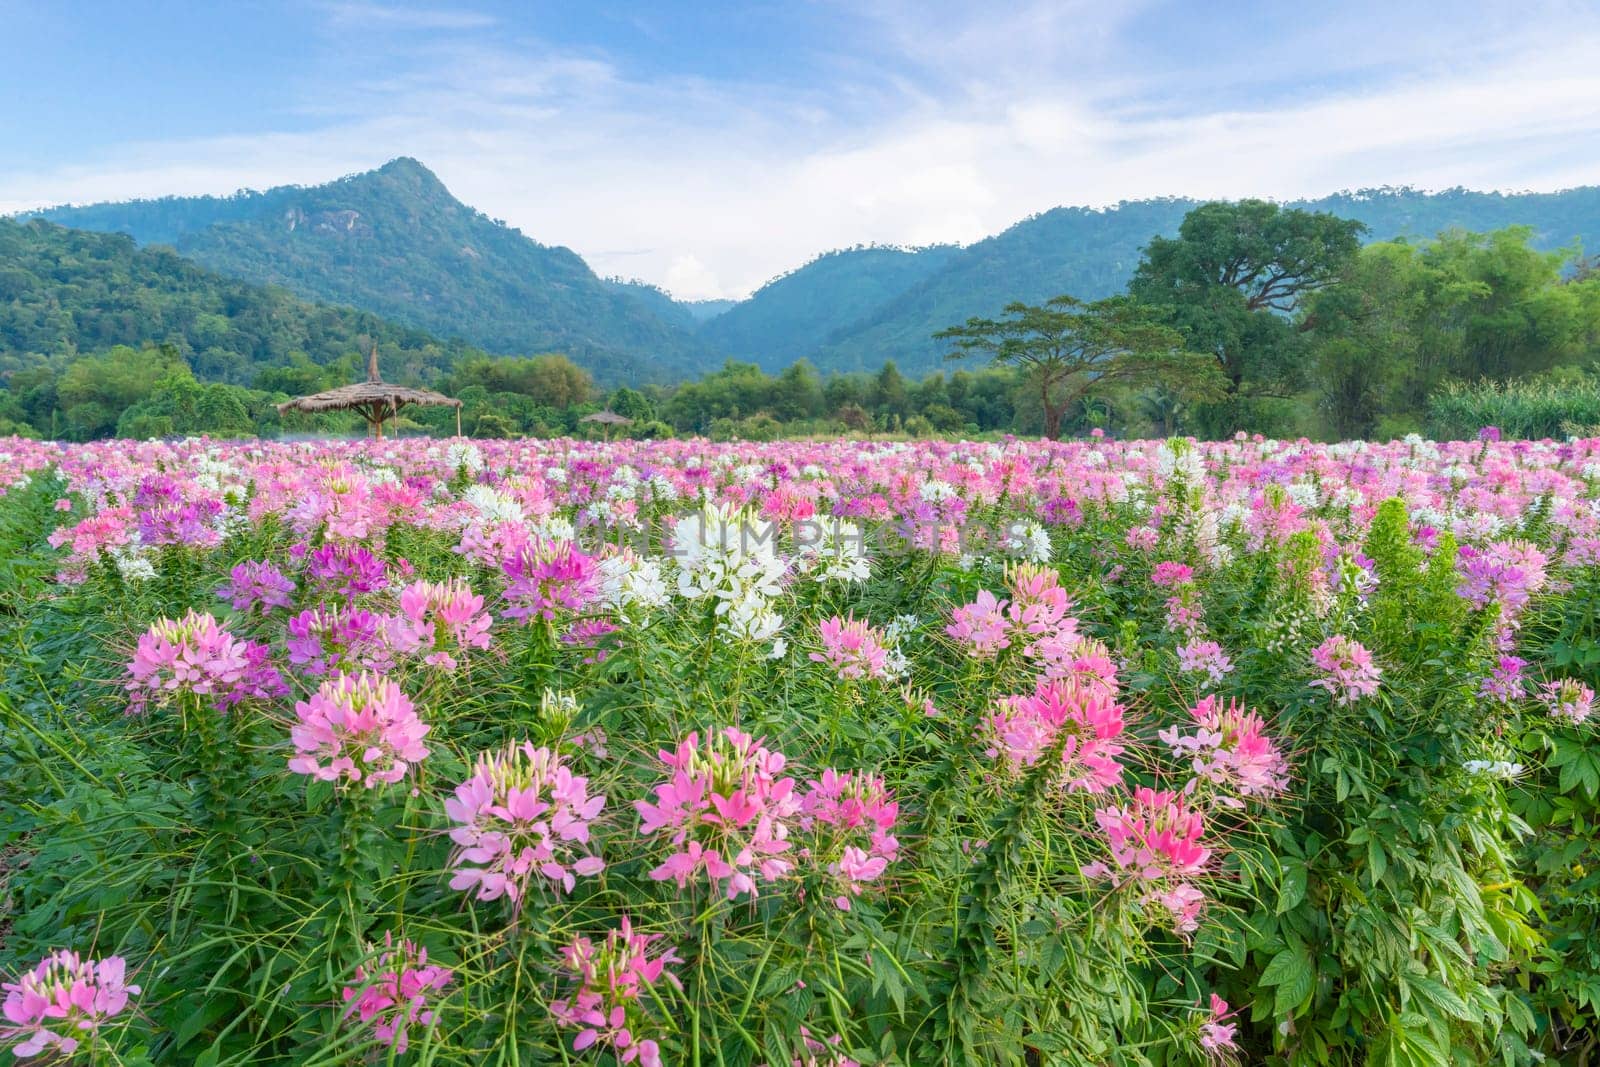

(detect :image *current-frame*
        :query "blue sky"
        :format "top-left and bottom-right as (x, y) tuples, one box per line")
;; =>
(4, 1), (1600, 298)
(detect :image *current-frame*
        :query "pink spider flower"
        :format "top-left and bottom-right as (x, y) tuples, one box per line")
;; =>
(287, 671), (430, 788)
(1478, 655), (1527, 703)
(1309, 635), (1381, 706)
(1151, 561), (1195, 588)
(286, 603), (392, 677)
(305, 541), (390, 600)
(501, 538), (601, 623)
(1083, 787), (1211, 935)
(635, 728), (800, 900)
(1160, 695), (1290, 805)
(1198, 993), (1240, 1061)
(1456, 539), (1548, 619)
(386, 578), (493, 670)
(1176, 639), (1234, 688)
(945, 590), (1012, 658)
(792, 1028), (863, 1067)
(1164, 591), (1205, 638)
(2, 950), (139, 1059)
(799, 770), (900, 910)
(217, 559), (296, 615)
(1540, 678), (1595, 725)
(125, 610), (282, 714)
(549, 917), (682, 1067)
(984, 677), (1127, 794)
(443, 742), (606, 905)
(810, 615), (891, 682)
(341, 934), (452, 1055)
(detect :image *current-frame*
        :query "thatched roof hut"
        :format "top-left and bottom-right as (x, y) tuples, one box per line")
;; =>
(276, 345), (462, 437)
(579, 409), (634, 439)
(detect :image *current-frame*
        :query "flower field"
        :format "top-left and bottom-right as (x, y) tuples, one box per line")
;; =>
(1, 432), (1598, 1066)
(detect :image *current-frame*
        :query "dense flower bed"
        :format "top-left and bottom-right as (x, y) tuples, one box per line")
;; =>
(1, 432), (1598, 1065)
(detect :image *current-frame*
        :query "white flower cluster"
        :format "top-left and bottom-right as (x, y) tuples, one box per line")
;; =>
(446, 441), (485, 475)
(1463, 760), (1524, 780)
(673, 503), (787, 643)
(793, 517), (871, 583)
(462, 484), (524, 525)
(597, 553), (670, 618)
(1000, 520), (1052, 564)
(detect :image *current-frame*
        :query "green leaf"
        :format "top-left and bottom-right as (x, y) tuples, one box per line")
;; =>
(1261, 945), (1315, 1017)
(1277, 860), (1308, 914)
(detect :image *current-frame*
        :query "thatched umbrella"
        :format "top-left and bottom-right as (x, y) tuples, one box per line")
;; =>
(580, 409), (634, 440)
(276, 345), (463, 438)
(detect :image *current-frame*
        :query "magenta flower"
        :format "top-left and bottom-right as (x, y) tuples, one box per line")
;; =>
(2, 950), (139, 1059)
(1309, 635), (1381, 707)
(125, 610), (283, 714)
(1478, 655), (1527, 703)
(984, 678), (1127, 794)
(1160, 695), (1290, 805)
(287, 671), (430, 788)
(341, 934), (452, 1055)
(635, 728), (799, 900)
(305, 541), (390, 601)
(810, 615), (891, 682)
(800, 770), (900, 910)
(1457, 540), (1548, 619)
(386, 578), (493, 670)
(285, 603), (392, 677)
(217, 559), (296, 615)
(1540, 678), (1595, 725)
(444, 742), (606, 905)
(501, 539), (601, 623)
(549, 917), (682, 1067)
(1150, 561), (1194, 588)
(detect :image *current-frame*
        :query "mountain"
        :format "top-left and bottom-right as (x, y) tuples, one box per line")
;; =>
(807, 186), (1600, 376)
(602, 278), (734, 332)
(698, 245), (962, 372)
(32, 158), (717, 386)
(0, 216), (486, 385)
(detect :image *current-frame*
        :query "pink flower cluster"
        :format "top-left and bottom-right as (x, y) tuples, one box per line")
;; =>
(1456, 539), (1549, 617)
(1540, 678), (1596, 725)
(305, 541), (390, 601)
(810, 615), (891, 681)
(1176, 639), (1234, 688)
(125, 610), (284, 714)
(1083, 787), (1212, 935)
(386, 578), (493, 670)
(549, 917), (682, 1067)
(1479, 655), (1528, 703)
(2, 950), (139, 1059)
(444, 742), (606, 904)
(340, 934), (452, 1055)
(1160, 696), (1290, 805)
(287, 671), (431, 788)
(635, 728), (799, 900)
(945, 565), (1080, 665)
(1309, 636), (1382, 707)
(502, 539), (601, 623)
(1198, 993), (1239, 1060)
(984, 678), (1127, 794)
(799, 770), (900, 910)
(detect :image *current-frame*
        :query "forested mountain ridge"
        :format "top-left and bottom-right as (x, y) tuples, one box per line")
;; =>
(697, 245), (964, 372)
(27, 160), (1600, 382)
(32, 158), (718, 386)
(0, 216), (506, 438)
(806, 186), (1600, 376)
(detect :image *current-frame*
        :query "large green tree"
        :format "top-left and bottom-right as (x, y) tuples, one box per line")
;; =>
(935, 295), (1223, 439)
(1129, 200), (1365, 427)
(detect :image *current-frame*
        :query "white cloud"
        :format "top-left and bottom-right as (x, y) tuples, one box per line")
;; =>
(4, 3), (1600, 299)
